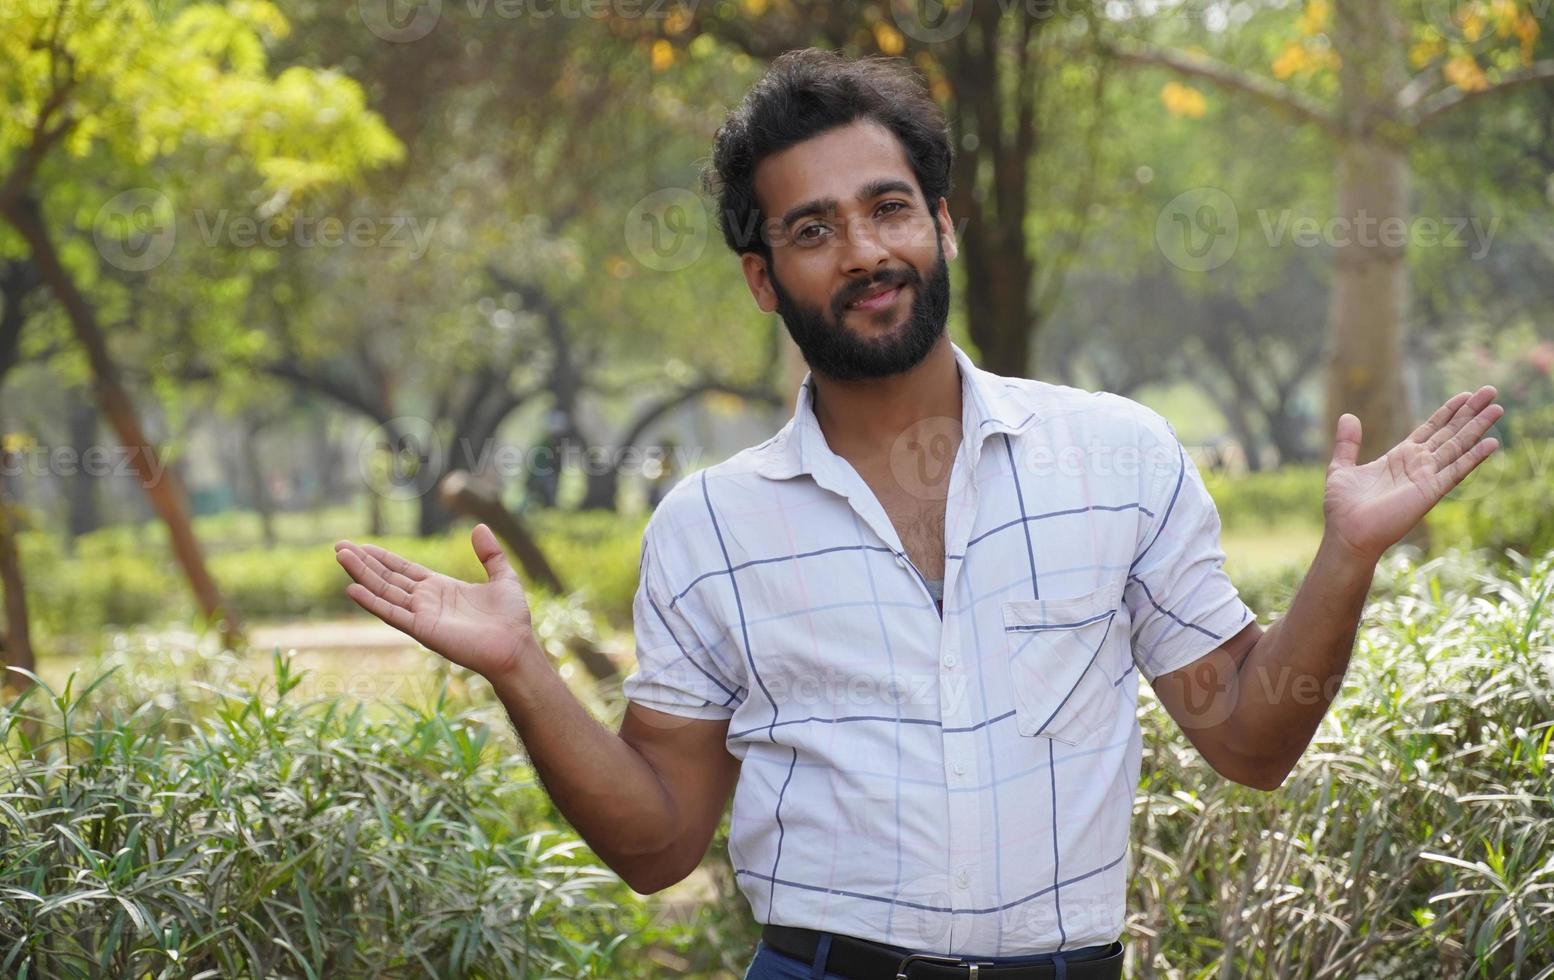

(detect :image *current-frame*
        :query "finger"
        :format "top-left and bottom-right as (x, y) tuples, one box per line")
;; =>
(1432, 402), (1505, 467)
(345, 582), (415, 634)
(350, 544), (418, 594)
(355, 541), (432, 582)
(335, 546), (412, 609)
(1438, 435), (1500, 493)
(1407, 391), (1471, 444)
(471, 523), (517, 583)
(1425, 385), (1498, 452)
(1330, 413), (1362, 469)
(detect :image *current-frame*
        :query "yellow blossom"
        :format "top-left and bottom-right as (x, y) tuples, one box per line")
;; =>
(1444, 53), (1490, 91)
(1410, 37), (1445, 68)
(1515, 12), (1540, 63)
(1273, 40), (1314, 80)
(1298, 0), (1330, 36)
(873, 22), (905, 55)
(650, 39), (675, 72)
(1459, 8), (1486, 42)
(1161, 81), (1207, 118)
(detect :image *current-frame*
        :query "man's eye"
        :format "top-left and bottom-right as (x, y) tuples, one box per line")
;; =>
(878, 201), (908, 217)
(796, 224), (828, 243)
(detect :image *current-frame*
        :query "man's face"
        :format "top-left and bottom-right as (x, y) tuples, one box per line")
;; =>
(741, 119), (958, 382)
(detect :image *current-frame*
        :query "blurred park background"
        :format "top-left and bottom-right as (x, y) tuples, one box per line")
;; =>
(2, 0), (1553, 976)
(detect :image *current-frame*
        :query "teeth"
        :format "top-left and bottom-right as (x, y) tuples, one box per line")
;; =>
(850, 285), (897, 308)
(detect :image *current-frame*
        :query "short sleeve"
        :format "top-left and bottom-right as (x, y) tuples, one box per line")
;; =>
(1124, 414), (1257, 682)
(621, 524), (746, 720)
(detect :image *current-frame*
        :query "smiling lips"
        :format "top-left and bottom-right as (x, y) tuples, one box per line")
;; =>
(845, 283), (906, 312)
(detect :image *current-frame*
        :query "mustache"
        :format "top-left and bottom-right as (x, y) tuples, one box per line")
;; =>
(833, 267), (920, 314)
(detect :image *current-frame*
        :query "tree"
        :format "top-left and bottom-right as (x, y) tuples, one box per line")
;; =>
(0, 259), (42, 688)
(644, 0), (1111, 378)
(1103, 0), (1554, 461)
(0, 0), (401, 641)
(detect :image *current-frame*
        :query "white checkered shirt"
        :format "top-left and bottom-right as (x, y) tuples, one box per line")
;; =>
(622, 341), (1257, 955)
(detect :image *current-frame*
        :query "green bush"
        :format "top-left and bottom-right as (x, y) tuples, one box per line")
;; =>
(1202, 465), (1327, 530)
(0, 654), (653, 978)
(528, 510), (649, 628)
(1429, 438), (1554, 561)
(18, 509), (650, 638)
(15, 531), (179, 638)
(1127, 549), (1554, 977)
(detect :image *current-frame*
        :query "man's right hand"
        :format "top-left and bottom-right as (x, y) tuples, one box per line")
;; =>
(334, 523), (534, 679)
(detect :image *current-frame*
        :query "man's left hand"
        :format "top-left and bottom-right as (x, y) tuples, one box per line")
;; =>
(1322, 386), (1503, 563)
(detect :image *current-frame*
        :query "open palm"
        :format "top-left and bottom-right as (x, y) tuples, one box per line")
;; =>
(334, 523), (532, 679)
(1324, 385), (1503, 562)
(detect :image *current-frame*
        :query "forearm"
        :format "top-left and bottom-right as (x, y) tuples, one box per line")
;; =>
(1225, 532), (1376, 771)
(485, 635), (681, 872)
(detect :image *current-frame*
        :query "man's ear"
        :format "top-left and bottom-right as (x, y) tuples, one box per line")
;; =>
(935, 197), (959, 262)
(742, 252), (778, 313)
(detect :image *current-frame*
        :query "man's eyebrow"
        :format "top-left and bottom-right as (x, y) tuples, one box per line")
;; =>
(779, 178), (918, 230)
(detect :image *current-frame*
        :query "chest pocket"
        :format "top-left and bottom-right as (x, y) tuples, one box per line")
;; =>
(1000, 583), (1125, 746)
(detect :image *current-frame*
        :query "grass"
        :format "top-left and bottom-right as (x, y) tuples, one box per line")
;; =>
(0, 653), (645, 978)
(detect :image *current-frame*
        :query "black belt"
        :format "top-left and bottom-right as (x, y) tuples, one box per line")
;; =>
(761, 924), (1124, 980)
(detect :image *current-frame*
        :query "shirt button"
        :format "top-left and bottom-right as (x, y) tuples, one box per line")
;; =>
(942, 653), (958, 669)
(953, 761), (967, 775)
(955, 870), (971, 889)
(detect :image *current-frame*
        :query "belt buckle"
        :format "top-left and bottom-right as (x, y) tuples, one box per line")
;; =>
(894, 952), (997, 979)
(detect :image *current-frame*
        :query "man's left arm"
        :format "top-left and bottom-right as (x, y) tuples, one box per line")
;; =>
(1154, 386), (1504, 790)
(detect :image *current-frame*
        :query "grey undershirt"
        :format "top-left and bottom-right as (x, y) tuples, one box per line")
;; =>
(925, 577), (944, 606)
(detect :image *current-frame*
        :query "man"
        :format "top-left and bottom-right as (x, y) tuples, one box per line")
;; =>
(335, 49), (1503, 980)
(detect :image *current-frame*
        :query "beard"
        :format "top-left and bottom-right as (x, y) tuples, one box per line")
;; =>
(768, 235), (951, 383)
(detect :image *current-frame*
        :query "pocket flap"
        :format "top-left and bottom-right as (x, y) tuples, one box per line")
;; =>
(1001, 584), (1122, 744)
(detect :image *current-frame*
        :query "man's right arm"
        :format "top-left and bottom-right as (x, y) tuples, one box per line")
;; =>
(489, 633), (740, 894)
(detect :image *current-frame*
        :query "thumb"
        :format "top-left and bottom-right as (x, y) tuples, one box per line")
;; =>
(471, 523), (516, 583)
(1330, 413), (1362, 470)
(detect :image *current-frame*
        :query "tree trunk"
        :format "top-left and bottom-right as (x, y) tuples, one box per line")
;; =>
(367, 488), (385, 537)
(579, 469), (618, 512)
(65, 395), (103, 542)
(241, 419), (277, 548)
(1263, 391), (1314, 464)
(946, 5), (1042, 379)
(1, 195), (241, 646)
(0, 454), (35, 693)
(1327, 0), (1414, 464)
(0, 506), (33, 693)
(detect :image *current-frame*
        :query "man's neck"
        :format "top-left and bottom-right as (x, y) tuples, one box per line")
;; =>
(809, 335), (961, 463)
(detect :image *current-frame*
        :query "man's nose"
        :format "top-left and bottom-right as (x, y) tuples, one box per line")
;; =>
(835, 213), (891, 275)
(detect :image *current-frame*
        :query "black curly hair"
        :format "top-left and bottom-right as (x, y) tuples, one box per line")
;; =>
(701, 48), (954, 261)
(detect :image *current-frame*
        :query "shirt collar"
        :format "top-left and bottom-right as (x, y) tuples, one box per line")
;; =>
(753, 340), (1042, 481)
